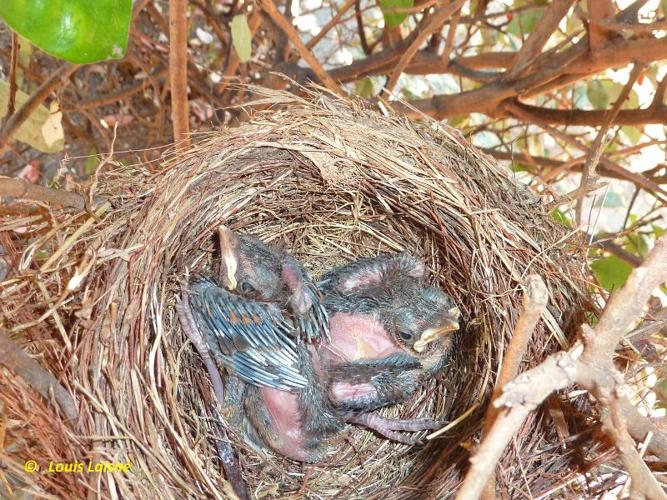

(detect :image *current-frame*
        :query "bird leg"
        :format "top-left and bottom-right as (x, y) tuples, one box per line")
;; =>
(176, 287), (226, 405)
(345, 412), (444, 445)
(178, 287), (249, 499)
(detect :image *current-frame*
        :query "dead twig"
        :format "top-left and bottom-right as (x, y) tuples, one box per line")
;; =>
(456, 234), (667, 500)
(574, 63), (644, 226)
(384, 0), (466, 94)
(259, 0), (343, 95)
(0, 63), (79, 155)
(481, 275), (549, 497)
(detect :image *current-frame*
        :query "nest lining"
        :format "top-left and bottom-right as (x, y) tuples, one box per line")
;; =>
(0, 88), (591, 499)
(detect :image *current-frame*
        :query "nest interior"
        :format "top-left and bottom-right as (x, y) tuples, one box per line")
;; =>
(0, 88), (592, 499)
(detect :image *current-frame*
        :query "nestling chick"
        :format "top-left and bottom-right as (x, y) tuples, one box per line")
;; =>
(317, 254), (461, 444)
(177, 227), (342, 463)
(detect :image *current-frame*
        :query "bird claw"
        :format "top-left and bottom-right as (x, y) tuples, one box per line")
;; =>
(345, 412), (444, 446)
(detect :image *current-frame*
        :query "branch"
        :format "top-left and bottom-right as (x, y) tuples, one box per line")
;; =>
(259, 0), (343, 95)
(574, 63), (644, 225)
(169, 0), (191, 150)
(0, 329), (79, 426)
(0, 177), (86, 210)
(456, 234), (667, 500)
(505, 0), (575, 79)
(384, 0), (466, 94)
(0, 63), (79, 155)
(481, 275), (548, 497)
(584, 235), (667, 361)
(393, 37), (667, 120)
(587, 0), (616, 51)
(5, 33), (19, 120)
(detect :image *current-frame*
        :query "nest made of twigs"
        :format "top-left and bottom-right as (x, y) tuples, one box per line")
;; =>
(1, 88), (593, 499)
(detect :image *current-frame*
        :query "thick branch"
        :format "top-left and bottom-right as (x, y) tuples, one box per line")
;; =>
(0, 177), (86, 210)
(168, 0), (191, 149)
(0, 329), (79, 426)
(505, 0), (575, 79)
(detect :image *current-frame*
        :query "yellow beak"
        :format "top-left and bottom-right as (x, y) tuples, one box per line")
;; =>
(218, 225), (238, 290)
(413, 316), (460, 353)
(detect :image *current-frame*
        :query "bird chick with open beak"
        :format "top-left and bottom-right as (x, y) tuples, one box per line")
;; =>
(317, 254), (461, 444)
(177, 226), (342, 464)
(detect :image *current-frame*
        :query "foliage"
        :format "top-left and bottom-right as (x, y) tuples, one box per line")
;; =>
(0, 0), (131, 63)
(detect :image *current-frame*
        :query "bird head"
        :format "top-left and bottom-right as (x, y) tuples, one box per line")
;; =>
(387, 286), (460, 354)
(217, 225), (283, 301)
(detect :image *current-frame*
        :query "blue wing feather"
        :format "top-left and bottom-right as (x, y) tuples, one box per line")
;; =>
(189, 276), (307, 391)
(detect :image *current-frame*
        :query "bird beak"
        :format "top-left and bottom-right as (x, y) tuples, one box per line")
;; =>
(413, 307), (461, 353)
(218, 225), (238, 290)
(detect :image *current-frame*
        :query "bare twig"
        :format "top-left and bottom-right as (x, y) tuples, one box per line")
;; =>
(168, 0), (191, 149)
(384, 0), (466, 94)
(0, 63), (79, 155)
(457, 234), (667, 500)
(605, 398), (667, 499)
(260, 0), (343, 95)
(574, 63), (644, 225)
(481, 275), (548, 497)
(6, 32), (20, 120)
(0, 329), (79, 426)
(307, 0), (356, 51)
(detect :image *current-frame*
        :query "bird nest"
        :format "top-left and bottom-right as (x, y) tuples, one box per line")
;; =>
(1, 88), (592, 498)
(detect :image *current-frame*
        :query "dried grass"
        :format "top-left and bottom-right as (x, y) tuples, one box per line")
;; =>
(0, 88), (593, 498)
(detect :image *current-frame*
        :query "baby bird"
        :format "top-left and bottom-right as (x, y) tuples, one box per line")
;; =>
(317, 254), (461, 444)
(177, 226), (342, 464)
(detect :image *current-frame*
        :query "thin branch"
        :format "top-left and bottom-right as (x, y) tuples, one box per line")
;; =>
(354, 0), (371, 56)
(574, 63), (644, 225)
(6, 32), (20, 120)
(0, 63), (79, 155)
(168, 0), (191, 149)
(306, 0), (356, 51)
(259, 0), (343, 95)
(384, 0), (466, 94)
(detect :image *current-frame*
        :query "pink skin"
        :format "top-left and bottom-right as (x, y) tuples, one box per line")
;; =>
(260, 387), (310, 461)
(321, 312), (402, 402)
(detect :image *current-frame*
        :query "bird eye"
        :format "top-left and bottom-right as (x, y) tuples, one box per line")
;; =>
(240, 281), (256, 294)
(399, 331), (413, 341)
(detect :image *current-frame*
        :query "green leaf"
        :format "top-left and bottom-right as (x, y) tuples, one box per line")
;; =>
(586, 80), (609, 110)
(0, 80), (64, 153)
(507, 8), (544, 36)
(591, 255), (633, 291)
(0, 0), (131, 64)
(621, 126), (642, 145)
(624, 233), (649, 258)
(231, 14), (252, 63)
(594, 191), (623, 208)
(379, 0), (413, 28)
(652, 224), (666, 238)
(551, 208), (573, 229)
(354, 77), (375, 98)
